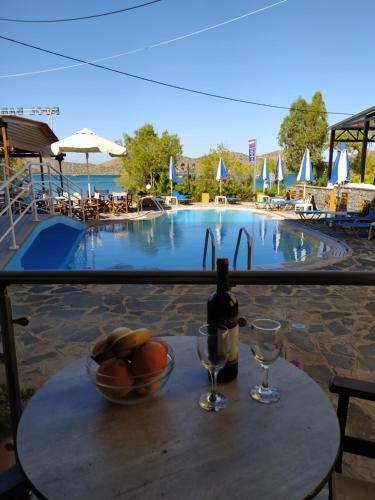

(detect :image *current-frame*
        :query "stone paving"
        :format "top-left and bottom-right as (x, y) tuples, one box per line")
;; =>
(1, 204), (375, 481)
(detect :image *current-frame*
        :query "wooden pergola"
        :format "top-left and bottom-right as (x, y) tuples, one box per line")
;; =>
(0, 115), (64, 178)
(328, 105), (375, 182)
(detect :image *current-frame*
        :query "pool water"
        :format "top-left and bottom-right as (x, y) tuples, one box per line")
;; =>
(69, 210), (327, 270)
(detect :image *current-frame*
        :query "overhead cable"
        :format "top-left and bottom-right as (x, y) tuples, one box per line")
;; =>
(0, 0), (161, 23)
(0, 34), (351, 115)
(0, 0), (288, 79)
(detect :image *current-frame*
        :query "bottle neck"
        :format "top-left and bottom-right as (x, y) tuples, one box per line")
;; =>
(217, 263), (230, 292)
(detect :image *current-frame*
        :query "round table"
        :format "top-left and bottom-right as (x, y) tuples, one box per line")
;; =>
(17, 337), (340, 500)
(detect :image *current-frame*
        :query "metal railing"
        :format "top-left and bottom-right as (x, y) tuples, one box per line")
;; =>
(1, 269), (375, 442)
(138, 196), (165, 212)
(202, 228), (216, 270)
(0, 161), (85, 249)
(233, 227), (252, 270)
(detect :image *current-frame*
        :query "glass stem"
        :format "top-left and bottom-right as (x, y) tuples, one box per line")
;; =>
(261, 365), (269, 389)
(209, 370), (218, 401)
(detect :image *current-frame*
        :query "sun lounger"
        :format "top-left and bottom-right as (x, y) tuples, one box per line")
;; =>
(338, 220), (374, 237)
(172, 191), (192, 204)
(227, 197), (240, 204)
(297, 210), (361, 220)
(326, 209), (375, 226)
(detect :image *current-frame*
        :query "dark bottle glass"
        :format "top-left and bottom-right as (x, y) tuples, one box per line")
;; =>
(207, 258), (239, 383)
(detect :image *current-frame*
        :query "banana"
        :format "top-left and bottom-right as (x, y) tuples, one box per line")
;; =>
(92, 327), (132, 363)
(108, 327), (132, 346)
(110, 328), (151, 359)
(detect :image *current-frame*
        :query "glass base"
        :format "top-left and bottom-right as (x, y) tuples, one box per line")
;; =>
(250, 385), (280, 404)
(199, 392), (228, 412)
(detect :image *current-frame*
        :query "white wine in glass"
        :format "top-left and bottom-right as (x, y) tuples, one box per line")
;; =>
(250, 319), (281, 404)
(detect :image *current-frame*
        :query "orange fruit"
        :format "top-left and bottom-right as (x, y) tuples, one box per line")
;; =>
(132, 341), (167, 382)
(138, 381), (160, 397)
(152, 338), (169, 354)
(96, 358), (134, 399)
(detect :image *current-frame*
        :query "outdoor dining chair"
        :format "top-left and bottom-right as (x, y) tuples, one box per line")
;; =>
(329, 375), (375, 499)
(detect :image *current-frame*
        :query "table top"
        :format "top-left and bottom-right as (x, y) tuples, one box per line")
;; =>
(17, 337), (340, 500)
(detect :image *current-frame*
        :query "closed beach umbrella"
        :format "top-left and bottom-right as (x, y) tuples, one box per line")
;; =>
(258, 158), (270, 192)
(297, 148), (314, 199)
(51, 128), (126, 197)
(273, 221), (281, 253)
(259, 218), (267, 245)
(330, 144), (350, 185)
(274, 154), (285, 194)
(216, 157), (228, 196)
(168, 156), (177, 196)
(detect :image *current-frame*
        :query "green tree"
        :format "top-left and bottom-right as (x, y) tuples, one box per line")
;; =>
(197, 144), (250, 181)
(118, 124), (182, 193)
(278, 91), (328, 176)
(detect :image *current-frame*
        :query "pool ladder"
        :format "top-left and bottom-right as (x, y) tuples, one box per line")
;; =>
(202, 227), (252, 270)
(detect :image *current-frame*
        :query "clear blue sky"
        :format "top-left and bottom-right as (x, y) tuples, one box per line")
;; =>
(1, 0), (374, 163)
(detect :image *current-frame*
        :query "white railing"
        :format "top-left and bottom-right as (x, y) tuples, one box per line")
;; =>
(0, 161), (85, 250)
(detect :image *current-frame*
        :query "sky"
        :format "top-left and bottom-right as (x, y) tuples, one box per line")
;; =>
(1, 0), (374, 163)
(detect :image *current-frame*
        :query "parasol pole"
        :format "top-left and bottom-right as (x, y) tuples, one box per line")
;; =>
(86, 152), (91, 198)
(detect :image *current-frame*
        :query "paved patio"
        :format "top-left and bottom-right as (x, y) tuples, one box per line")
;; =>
(2, 205), (374, 481)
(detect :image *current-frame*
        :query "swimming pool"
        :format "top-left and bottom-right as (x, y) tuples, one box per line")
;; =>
(67, 209), (328, 270)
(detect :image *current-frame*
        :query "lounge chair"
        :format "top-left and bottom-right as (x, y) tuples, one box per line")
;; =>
(227, 196), (241, 204)
(172, 191), (193, 204)
(338, 220), (374, 237)
(327, 209), (375, 226)
(296, 209), (361, 220)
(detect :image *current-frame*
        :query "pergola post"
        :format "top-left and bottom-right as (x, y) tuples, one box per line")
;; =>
(0, 121), (11, 178)
(360, 119), (369, 183)
(328, 129), (335, 180)
(57, 153), (64, 192)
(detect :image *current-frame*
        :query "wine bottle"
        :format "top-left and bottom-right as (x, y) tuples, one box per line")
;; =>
(207, 257), (239, 383)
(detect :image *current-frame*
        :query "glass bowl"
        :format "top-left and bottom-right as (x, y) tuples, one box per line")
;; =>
(86, 343), (175, 405)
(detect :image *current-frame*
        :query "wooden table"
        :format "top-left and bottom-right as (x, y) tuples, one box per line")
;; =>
(17, 337), (339, 500)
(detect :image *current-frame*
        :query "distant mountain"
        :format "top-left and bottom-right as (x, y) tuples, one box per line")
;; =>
(32, 150), (283, 175)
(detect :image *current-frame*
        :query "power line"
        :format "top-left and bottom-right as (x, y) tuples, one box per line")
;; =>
(0, 0), (161, 23)
(0, 0), (288, 79)
(0, 34), (352, 116)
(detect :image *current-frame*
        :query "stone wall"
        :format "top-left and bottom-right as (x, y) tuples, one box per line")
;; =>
(298, 185), (375, 211)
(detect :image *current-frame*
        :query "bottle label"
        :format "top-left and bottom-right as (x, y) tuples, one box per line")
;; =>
(227, 324), (239, 363)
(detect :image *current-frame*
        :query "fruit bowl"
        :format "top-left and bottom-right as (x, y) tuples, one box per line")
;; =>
(86, 341), (175, 405)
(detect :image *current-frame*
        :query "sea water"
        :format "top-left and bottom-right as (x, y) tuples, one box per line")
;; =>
(32, 174), (123, 195)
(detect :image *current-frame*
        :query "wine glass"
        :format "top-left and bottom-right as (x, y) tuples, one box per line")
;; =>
(197, 324), (230, 412)
(249, 318), (282, 404)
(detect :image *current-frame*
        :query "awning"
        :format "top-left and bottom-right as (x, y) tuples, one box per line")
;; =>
(0, 115), (58, 155)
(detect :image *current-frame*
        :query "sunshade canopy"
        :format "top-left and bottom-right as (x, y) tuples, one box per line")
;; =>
(258, 158), (270, 183)
(329, 144), (350, 185)
(51, 128), (126, 156)
(168, 156), (177, 182)
(275, 154), (284, 182)
(216, 157), (228, 181)
(297, 148), (314, 182)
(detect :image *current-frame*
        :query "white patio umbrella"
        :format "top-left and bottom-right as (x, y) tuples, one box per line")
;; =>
(297, 148), (314, 199)
(274, 154), (285, 195)
(329, 144), (350, 186)
(51, 128), (127, 197)
(168, 156), (177, 196)
(216, 157), (228, 195)
(258, 158), (270, 192)
(328, 143), (351, 209)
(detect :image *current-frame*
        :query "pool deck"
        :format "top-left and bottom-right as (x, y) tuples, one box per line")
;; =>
(2, 202), (375, 481)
